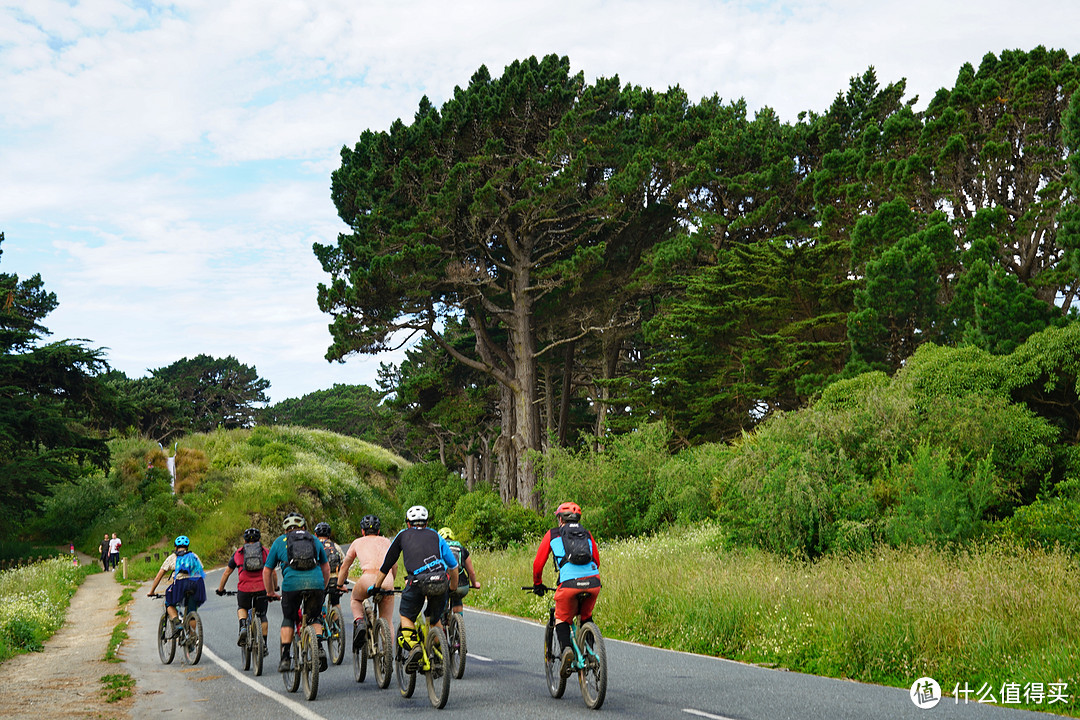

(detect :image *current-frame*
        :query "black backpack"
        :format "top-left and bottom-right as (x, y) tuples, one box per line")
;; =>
(558, 524), (593, 566)
(242, 542), (264, 572)
(285, 530), (318, 571)
(320, 539), (342, 572)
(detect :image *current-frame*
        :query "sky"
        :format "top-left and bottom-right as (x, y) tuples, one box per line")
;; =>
(2, 0), (1078, 403)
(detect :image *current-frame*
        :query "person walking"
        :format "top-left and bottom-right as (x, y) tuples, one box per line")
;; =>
(98, 534), (110, 571)
(108, 533), (122, 570)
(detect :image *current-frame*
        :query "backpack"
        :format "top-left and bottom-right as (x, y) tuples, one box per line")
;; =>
(242, 542), (264, 573)
(174, 549), (204, 578)
(285, 530), (318, 571)
(320, 539), (342, 572)
(446, 541), (466, 582)
(558, 525), (593, 567)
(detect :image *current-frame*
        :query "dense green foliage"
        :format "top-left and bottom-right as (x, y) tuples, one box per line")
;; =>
(0, 558), (90, 662)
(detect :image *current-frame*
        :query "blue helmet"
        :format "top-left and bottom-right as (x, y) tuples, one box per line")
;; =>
(174, 535), (190, 548)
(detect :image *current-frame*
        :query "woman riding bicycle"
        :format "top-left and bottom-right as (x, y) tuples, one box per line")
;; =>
(147, 535), (207, 638)
(532, 502), (600, 676)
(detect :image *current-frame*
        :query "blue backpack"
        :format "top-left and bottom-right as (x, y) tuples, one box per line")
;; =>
(174, 549), (204, 578)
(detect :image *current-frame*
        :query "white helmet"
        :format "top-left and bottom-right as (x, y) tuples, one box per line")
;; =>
(406, 505), (429, 524)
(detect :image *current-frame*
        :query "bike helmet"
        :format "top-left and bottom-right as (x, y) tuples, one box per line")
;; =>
(243, 527), (261, 543)
(360, 514), (381, 533)
(555, 501), (582, 522)
(438, 527), (455, 541)
(174, 535), (190, 548)
(314, 522), (332, 538)
(405, 505), (429, 524)
(282, 512), (305, 530)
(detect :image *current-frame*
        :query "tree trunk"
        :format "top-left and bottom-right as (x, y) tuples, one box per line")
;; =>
(509, 252), (542, 511)
(557, 340), (574, 446)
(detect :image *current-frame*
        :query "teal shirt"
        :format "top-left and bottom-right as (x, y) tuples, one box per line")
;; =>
(265, 531), (329, 592)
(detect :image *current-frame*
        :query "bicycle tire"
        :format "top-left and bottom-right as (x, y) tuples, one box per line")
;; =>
(355, 625), (368, 683)
(157, 613), (176, 665)
(241, 620), (252, 671)
(301, 625), (320, 701)
(447, 612), (467, 679)
(182, 611), (203, 665)
(283, 636), (301, 693)
(395, 626), (416, 698)
(425, 625), (451, 709)
(374, 618), (393, 689)
(543, 619), (566, 698)
(577, 622), (607, 710)
(251, 622), (265, 676)
(328, 607), (346, 666)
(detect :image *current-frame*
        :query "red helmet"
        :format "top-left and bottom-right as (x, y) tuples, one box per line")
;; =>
(555, 501), (582, 518)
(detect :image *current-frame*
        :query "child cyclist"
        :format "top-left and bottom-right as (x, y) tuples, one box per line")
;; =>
(147, 535), (207, 638)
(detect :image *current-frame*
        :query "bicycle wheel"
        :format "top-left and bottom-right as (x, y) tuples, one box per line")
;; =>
(543, 620), (566, 698)
(327, 607), (346, 666)
(354, 621), (368, 683)
(157, 613), (176, 665)
(301, 626), (320, 701)
(395, 626), (416, 698)
(182, 611), (203, 665)
(241, 620), (252, 671)
(447, 613), (467, 679)
(283, 636), (301, 693)
(425, 625), (451, 709)
(577, 622), (607, 710)
(251, 623), (265, 676)
(373, 618), (393, 689)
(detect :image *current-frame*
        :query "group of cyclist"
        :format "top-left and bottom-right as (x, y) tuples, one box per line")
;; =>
(146, 499), (599, 684)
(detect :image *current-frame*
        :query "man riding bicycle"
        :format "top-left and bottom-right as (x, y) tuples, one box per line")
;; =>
(263, 512), (331, 673)
(147, 535), (207, 638)
(370, 505), (458, 670)
(337, 514), (396, 652)
(532, 501), (600, 677)
(216, 527), (275, 651)
(314, 521), (345, 613)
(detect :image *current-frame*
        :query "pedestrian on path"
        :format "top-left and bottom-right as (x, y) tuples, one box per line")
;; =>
(108, 533), (122, 570)
(99, 534), (110, 571)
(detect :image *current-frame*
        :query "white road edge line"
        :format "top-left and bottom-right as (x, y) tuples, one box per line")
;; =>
(683, 709), (739, 720)
(203, 645), (328, 720)
(468, 653), (493, 662)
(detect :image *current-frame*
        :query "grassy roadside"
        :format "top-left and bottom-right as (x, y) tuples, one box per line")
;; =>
(467, 524), (1080, 717)
(0, 557), (92, 662)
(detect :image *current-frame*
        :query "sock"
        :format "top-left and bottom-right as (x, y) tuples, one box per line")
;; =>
(281, 643), (290, 659)
(555, 622), (572, 652)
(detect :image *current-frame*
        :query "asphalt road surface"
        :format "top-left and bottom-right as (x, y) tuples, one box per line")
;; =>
(125, 568), (1061, 719)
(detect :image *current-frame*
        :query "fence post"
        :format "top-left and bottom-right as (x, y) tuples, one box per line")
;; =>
(122, 557), (127, 580)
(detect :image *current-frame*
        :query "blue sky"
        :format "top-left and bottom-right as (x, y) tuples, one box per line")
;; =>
(2, 0), (1077, 403)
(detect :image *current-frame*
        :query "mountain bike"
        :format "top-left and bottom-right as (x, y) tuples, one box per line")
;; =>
(389, 589), (451, 709)
(223, 591), (276, 676)
(356, 587), (394, 688)
(441, 590), (468, 679)
(323, 581), (348, 666)
(281, 589), (325, 701)
(522, 584), (607, 709)
(151, 591), (204, 666)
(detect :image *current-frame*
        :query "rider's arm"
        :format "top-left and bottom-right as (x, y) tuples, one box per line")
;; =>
(147, 567), (167, 595)
(336, 544), (357, 586)
(532, 531), (553, 586)
(591, 533), (600, 568)
(464, 555), (480, 588)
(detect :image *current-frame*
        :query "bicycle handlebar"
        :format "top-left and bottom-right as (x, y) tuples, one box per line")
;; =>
(522, 584), (553, 594)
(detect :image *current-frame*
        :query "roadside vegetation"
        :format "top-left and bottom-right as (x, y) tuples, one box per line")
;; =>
(0, 557), (91, 662)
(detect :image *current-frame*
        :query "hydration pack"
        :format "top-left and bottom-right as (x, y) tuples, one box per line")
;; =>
(242, 542), (264, 573)
(558, 525), (593, 567)
(285, 530), (318, 571)
(174, 549), (204, 578)
(320, 538), (343, 572)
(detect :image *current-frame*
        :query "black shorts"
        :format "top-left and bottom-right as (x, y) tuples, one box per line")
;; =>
(280, 589), (324, 629)
(398, 583), (446, 625)
(237, 590), (268, 618)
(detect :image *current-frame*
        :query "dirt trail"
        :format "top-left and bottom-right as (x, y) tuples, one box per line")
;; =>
(0, 556), (132, 720)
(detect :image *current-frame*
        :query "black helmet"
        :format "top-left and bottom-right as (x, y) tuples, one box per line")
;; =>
(243, 527), (261, 543)
(360, 514), (381, 533)
(314, 522), (332, 538)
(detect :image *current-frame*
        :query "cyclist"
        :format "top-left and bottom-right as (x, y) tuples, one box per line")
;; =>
(216, 527), (276, 652)
(314, 522), (345, 616)
(369, 505), (458, 670)
(263, 512), (331, 673)
(147, 535), (207, 638)
(532, 501), (600, 677)
(438, 527), (481, 616)
(336, 514), (396, 653)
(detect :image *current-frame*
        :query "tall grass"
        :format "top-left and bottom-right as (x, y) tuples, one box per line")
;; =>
(0, 557), (90, 661)
(468, 524), (1080, 715)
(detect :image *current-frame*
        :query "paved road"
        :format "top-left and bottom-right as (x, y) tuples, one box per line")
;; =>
(125, 568), (1059, 719)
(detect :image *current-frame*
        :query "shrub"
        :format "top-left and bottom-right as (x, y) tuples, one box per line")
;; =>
(446, 488), (546, 549)
(398, 462), (466, 524)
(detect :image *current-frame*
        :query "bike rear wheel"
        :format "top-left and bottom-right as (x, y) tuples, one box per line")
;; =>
(251, 622), (265, 676)
(157, 613), (176, 665)
(373, 618), (393, 689)
(301, 626), (320, 701)
(425, 625), (451, 709)
(447, 612), (467, 679)
(327, 607), (345, 665)
(577, 622), (607, 710)
(543, 620), (566, 698)
(395, 626), (416, 698)
(354, 624), (368, 683)
(240, 621), (252, 671)
(181, 611), (203, 665)
(283, 636), (301, 692)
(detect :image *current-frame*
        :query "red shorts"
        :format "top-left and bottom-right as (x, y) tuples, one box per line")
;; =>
(553, 575), (601, 625)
